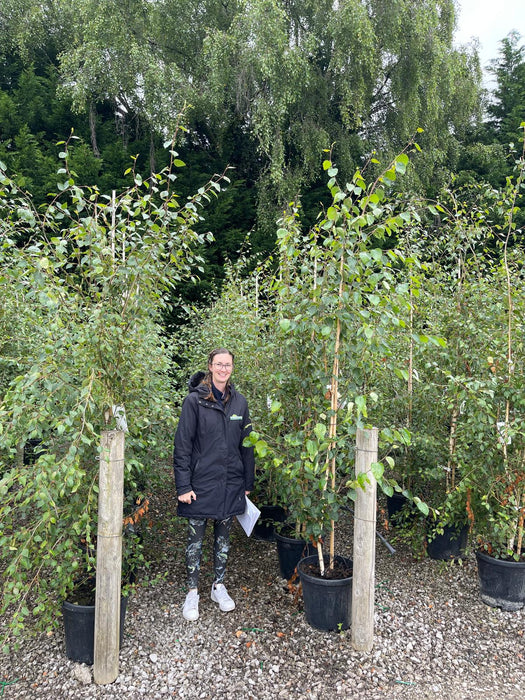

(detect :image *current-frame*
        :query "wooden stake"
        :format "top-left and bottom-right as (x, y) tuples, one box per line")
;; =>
(94, 430), (125, 684)
(351, 427), (378, 652)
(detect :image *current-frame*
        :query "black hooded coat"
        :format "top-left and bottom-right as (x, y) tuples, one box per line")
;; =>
(173, 371), (255, 520)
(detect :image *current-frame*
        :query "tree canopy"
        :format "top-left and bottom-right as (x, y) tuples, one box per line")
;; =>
(2, 3), (482, 217)
(0, 2), (523, 291)
(487, 31), (525, 148)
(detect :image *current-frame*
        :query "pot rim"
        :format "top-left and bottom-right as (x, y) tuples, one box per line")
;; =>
(297, 553), (353, 585)
(275, 529), (307, 544)
(476, 549), (525, 568)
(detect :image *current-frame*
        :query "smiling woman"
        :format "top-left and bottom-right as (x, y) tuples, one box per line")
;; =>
(173, 348), (255, 622)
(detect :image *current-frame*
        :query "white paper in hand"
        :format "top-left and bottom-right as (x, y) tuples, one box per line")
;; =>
(237, 496), (261, 537)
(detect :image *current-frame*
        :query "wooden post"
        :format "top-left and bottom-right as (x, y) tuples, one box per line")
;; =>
(351, 427), (378, 652)
(94, 430), (125, 684)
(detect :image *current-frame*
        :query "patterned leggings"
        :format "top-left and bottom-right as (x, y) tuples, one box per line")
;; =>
(186, 516), (234, 589)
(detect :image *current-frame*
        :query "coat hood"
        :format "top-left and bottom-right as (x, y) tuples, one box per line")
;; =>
(188, 371), (206, 392)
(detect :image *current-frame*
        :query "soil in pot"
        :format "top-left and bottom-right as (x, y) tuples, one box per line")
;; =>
(68, 576), (97, 606)
(476, 550), (525, 611)
(299, 557), (352, 580)
(298, 554), (353, 631)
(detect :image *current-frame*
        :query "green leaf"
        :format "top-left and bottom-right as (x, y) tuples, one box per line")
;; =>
(355, 395), (367, 417)
(314, 423), (326, 440)
(255, 440), (268, 457)
(414, 497), (429, 516)
(394, 153), (409, 174)
(370, 461), (384, 481)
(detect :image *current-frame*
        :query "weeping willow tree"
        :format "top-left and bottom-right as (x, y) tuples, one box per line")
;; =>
(2, 0), (481, 245)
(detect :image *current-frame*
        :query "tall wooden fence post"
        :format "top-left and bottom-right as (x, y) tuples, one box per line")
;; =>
(94, 430), (125, 684)
(351, 427), (378, 652)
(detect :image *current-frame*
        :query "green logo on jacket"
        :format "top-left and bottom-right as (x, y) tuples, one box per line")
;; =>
(230, 414), (243, 421)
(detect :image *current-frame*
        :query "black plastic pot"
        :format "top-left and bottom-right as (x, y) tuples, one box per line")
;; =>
(386, 492), (407, 516)
(23, 438), (45, 465)
(386, 493), (410, 524)
(62, 595), (128, 664)
(252, 505), (287, 542)
(298, 554), (353, 631)
(275, 530), (316, 580)
(476, 550), (525, 611)
(427, 524), (468, 561)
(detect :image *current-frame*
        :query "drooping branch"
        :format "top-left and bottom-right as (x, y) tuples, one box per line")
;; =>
(89, 101), (100, 158)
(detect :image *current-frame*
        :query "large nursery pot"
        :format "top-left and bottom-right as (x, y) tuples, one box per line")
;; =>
(427, 524), (468, 561)
(386, 493), (418, 526)
(476, 550), (525, 612)
(298, 554), (353, 632)
(252, 505), (287, 542)
(62, 593), (128, 665)
(275, 529), (317, 580)
(386, 492), (407, 520)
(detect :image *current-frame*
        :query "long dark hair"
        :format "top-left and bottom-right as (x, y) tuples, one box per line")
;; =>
(202, 348), (235, 401)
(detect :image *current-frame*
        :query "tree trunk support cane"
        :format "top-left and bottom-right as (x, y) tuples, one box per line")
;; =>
(94, 430), (125, 684)
(351, 427), (378, 652)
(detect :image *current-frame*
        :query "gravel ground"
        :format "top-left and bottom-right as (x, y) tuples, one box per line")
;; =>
(1, 466), (524, 700)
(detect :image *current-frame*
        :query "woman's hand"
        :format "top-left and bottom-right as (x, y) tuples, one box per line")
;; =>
(178, 490), (197, 504)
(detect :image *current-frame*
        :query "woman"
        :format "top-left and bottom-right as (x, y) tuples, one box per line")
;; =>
(173, 348), (255, 621)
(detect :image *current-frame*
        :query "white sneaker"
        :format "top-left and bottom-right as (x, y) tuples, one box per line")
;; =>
(182, 589), (199, 621)
(211, 582), (235, 612)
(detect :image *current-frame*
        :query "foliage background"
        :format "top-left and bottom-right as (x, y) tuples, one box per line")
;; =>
(0, 0), (524, 644)
(0, 142), (228, 643)
(3, 1), (523, 301)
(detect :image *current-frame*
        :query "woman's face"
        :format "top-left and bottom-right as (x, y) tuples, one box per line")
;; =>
(209, 352), (233, 388)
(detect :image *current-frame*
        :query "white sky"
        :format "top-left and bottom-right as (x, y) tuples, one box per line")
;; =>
(454, 0), (525, 73)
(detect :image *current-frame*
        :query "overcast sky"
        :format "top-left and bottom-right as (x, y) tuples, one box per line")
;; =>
(454, 0), (525, 73)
